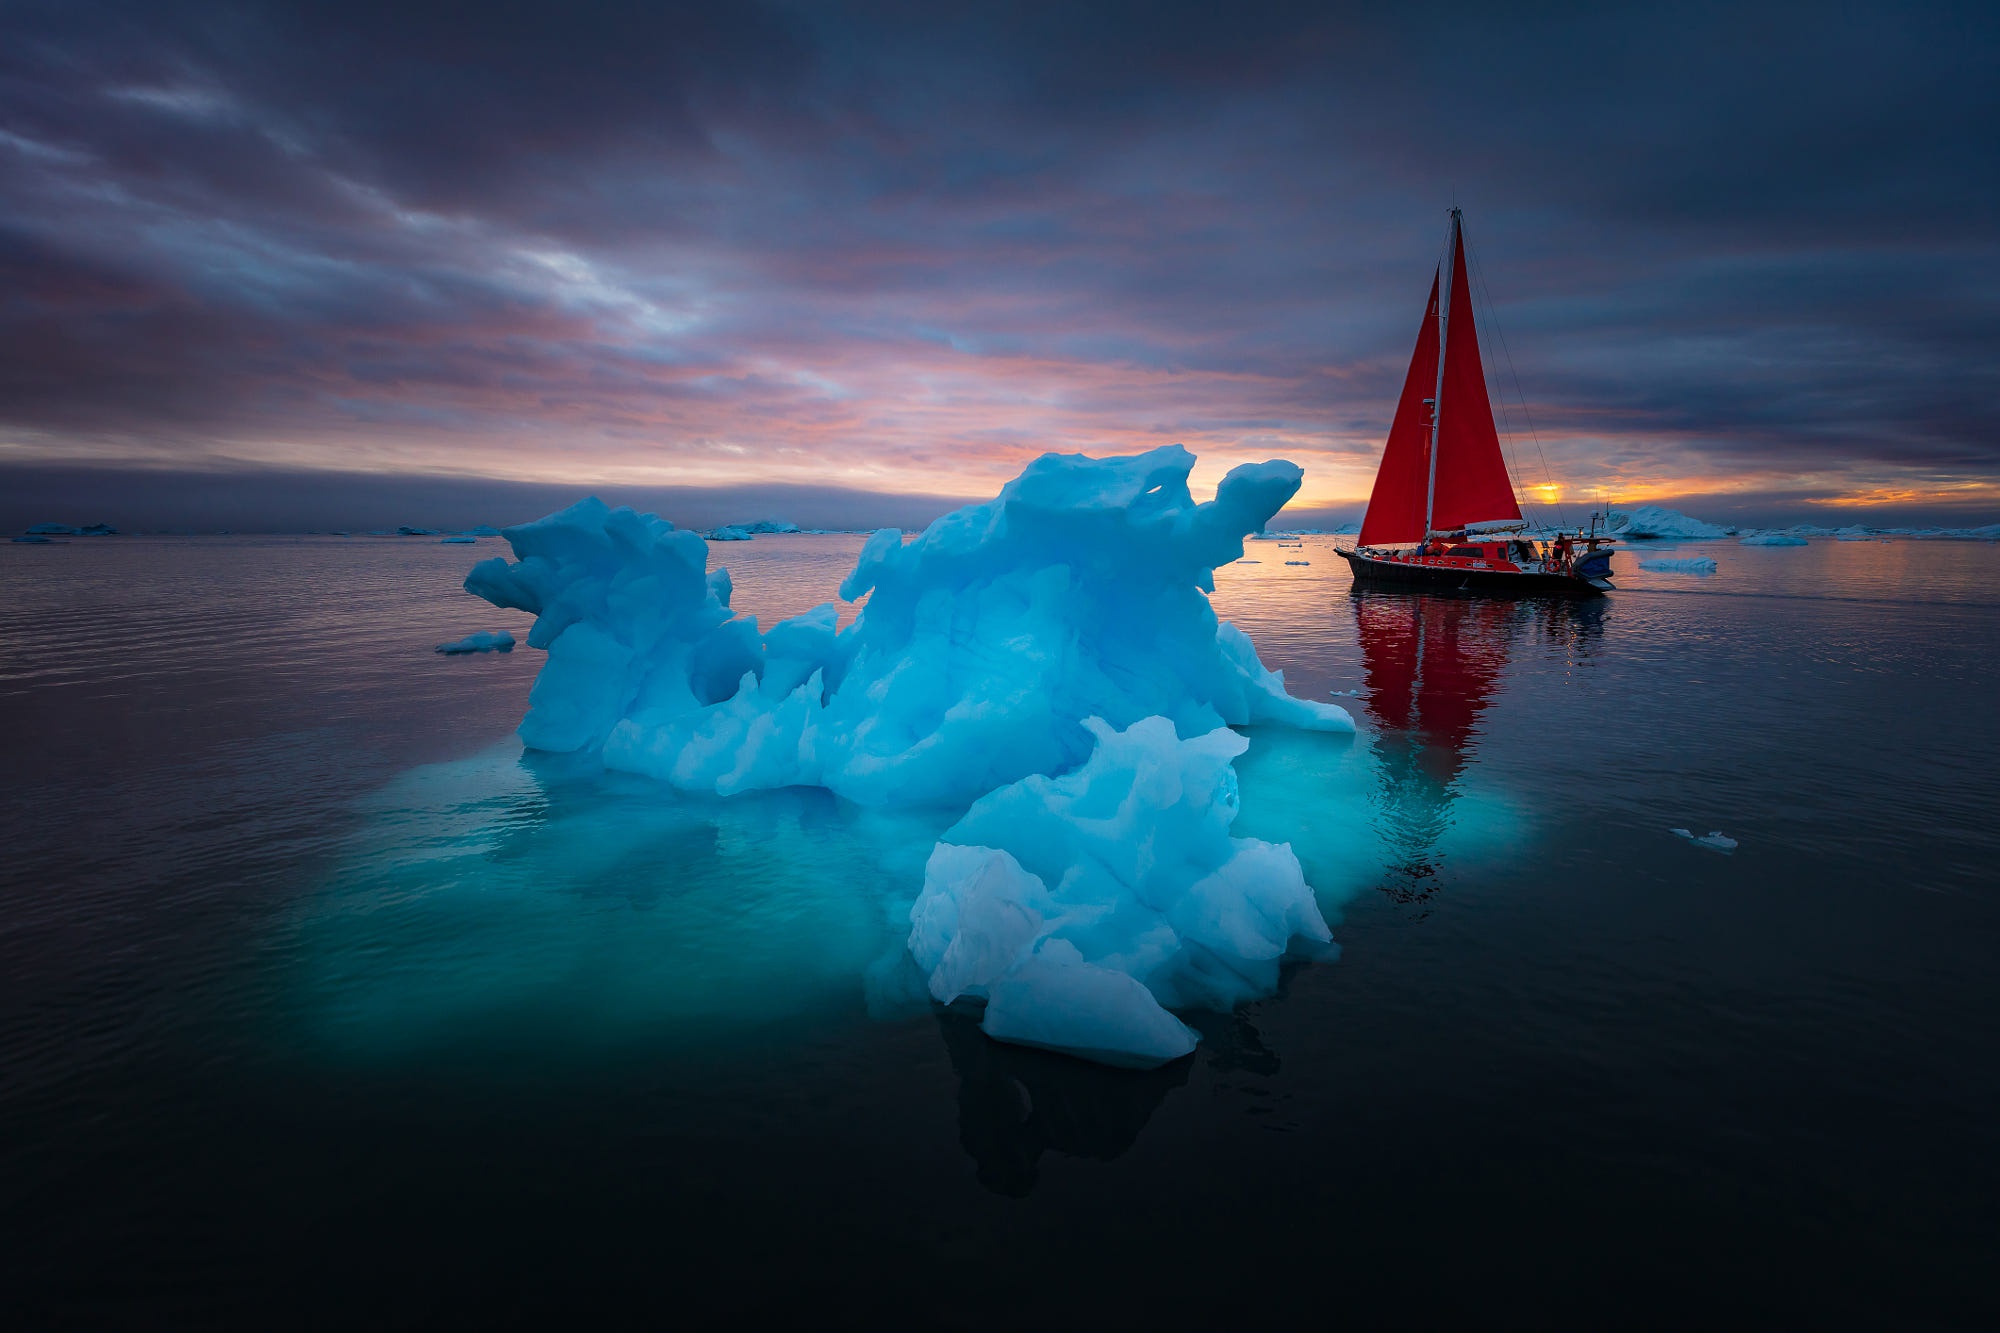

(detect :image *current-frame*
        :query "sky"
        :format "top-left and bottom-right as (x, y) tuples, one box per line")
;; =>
(3, 0), (1997, 530)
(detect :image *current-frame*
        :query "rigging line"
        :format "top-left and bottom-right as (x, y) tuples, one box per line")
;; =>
(1466, 232), (1571, 532)
(1466, 237), (1550, 531)
(1469, 259), (1535, 526)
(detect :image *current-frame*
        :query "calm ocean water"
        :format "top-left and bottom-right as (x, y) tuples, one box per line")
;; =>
(3, 532), (1997, 1327)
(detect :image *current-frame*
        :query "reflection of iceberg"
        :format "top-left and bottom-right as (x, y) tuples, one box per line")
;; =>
(936, 1010), (1191, 1196)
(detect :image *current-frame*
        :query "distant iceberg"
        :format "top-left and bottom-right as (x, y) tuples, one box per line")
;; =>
(463, 446), (1356, 1066)
(1739, 532), (1809, 546)
(1608, 505), (1730, 539)
(734, 519), (802, 534)
(439, 535), (478, 544)
(397, 526), (441, 536)
(1638, 556), (1718, 574)
(465, 525), (504, 537)
(26, 523), (82, 536)
(704, 525), (753, 541)
(435, 630), (516, 655)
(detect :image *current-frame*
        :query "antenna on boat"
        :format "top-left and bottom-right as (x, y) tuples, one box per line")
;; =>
(1424, 207), (1460, 539)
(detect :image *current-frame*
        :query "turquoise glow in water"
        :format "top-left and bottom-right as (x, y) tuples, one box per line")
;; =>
(3, 532), (1997, 1326)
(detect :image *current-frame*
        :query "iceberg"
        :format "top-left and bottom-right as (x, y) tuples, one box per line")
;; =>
(1607, 505), (1730, 539)
(908, 717), (1329, 1068)
(26, 523), (82, 536)
(436, 630), (516, 655)
(1638, 557), (1717, 574)
(704, 525), (753, 541)
(734, 519), (802, 535)
(465, 445), (1352, 809)
(1739, 532), (1809, 546)
(398, 526), (442, 536)
(460, 446), (1358, 1065)
(440, 535), (478, 544)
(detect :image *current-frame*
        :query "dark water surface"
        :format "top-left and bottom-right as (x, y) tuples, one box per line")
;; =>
(3, 533), (1997, 1328)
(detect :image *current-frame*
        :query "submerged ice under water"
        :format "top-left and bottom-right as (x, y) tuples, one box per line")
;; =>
(458, 447), (1354, 1065)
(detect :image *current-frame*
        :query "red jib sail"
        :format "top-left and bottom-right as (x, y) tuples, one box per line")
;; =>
(1356, 217), (1522, 546)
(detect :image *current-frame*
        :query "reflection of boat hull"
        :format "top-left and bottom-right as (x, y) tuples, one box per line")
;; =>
(1337, 547), (1609, 596)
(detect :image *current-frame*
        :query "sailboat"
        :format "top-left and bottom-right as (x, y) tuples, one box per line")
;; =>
(1337, 209), (1615, 595)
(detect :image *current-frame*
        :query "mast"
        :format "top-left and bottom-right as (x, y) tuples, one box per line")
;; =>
(1424, 207), (1460, 538)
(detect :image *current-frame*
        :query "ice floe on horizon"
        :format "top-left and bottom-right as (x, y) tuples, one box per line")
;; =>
(435, 630), (516, 655)
(1638, 556), (1718, 574)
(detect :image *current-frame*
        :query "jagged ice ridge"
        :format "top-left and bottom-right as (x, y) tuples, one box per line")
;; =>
(463, 446), (1354, 1065)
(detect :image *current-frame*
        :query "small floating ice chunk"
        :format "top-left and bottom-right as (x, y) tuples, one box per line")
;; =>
(1638, 557), (1717, 574)
(1739, 533), (1809, 546)
(436, 630), (517, 655)
(26, 523), (81, 535)
(1284, 560), (1310, 566)
(1671, 827), (1738, 852)
(439, 535), (477, 544)
(1237, 559), (1261, 564)
(398, 526), (441, 536)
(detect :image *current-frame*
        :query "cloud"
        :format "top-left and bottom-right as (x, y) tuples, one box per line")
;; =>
(1, 0), (1996, 514)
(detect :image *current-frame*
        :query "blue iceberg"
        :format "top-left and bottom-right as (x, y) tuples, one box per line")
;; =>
(460, 446), (1356, 1066)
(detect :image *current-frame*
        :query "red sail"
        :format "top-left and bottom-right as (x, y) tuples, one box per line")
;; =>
(1357, 218), (1521, 545)
(1355, 274), (1440, 547)
(1431, 225), (1521, 533)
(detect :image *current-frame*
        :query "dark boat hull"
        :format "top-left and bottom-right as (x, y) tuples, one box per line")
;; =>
(1336, 547), (1609, 597)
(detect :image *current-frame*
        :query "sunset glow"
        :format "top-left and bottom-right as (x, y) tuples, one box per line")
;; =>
(2, 3), (1995, 528)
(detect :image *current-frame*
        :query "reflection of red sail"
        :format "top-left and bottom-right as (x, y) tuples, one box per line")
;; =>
(1352, 593), (1516, 899)
(1355, 593), (1513, 774)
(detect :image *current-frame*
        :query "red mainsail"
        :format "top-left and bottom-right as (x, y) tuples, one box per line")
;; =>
(1357, 214), (1522, 546)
